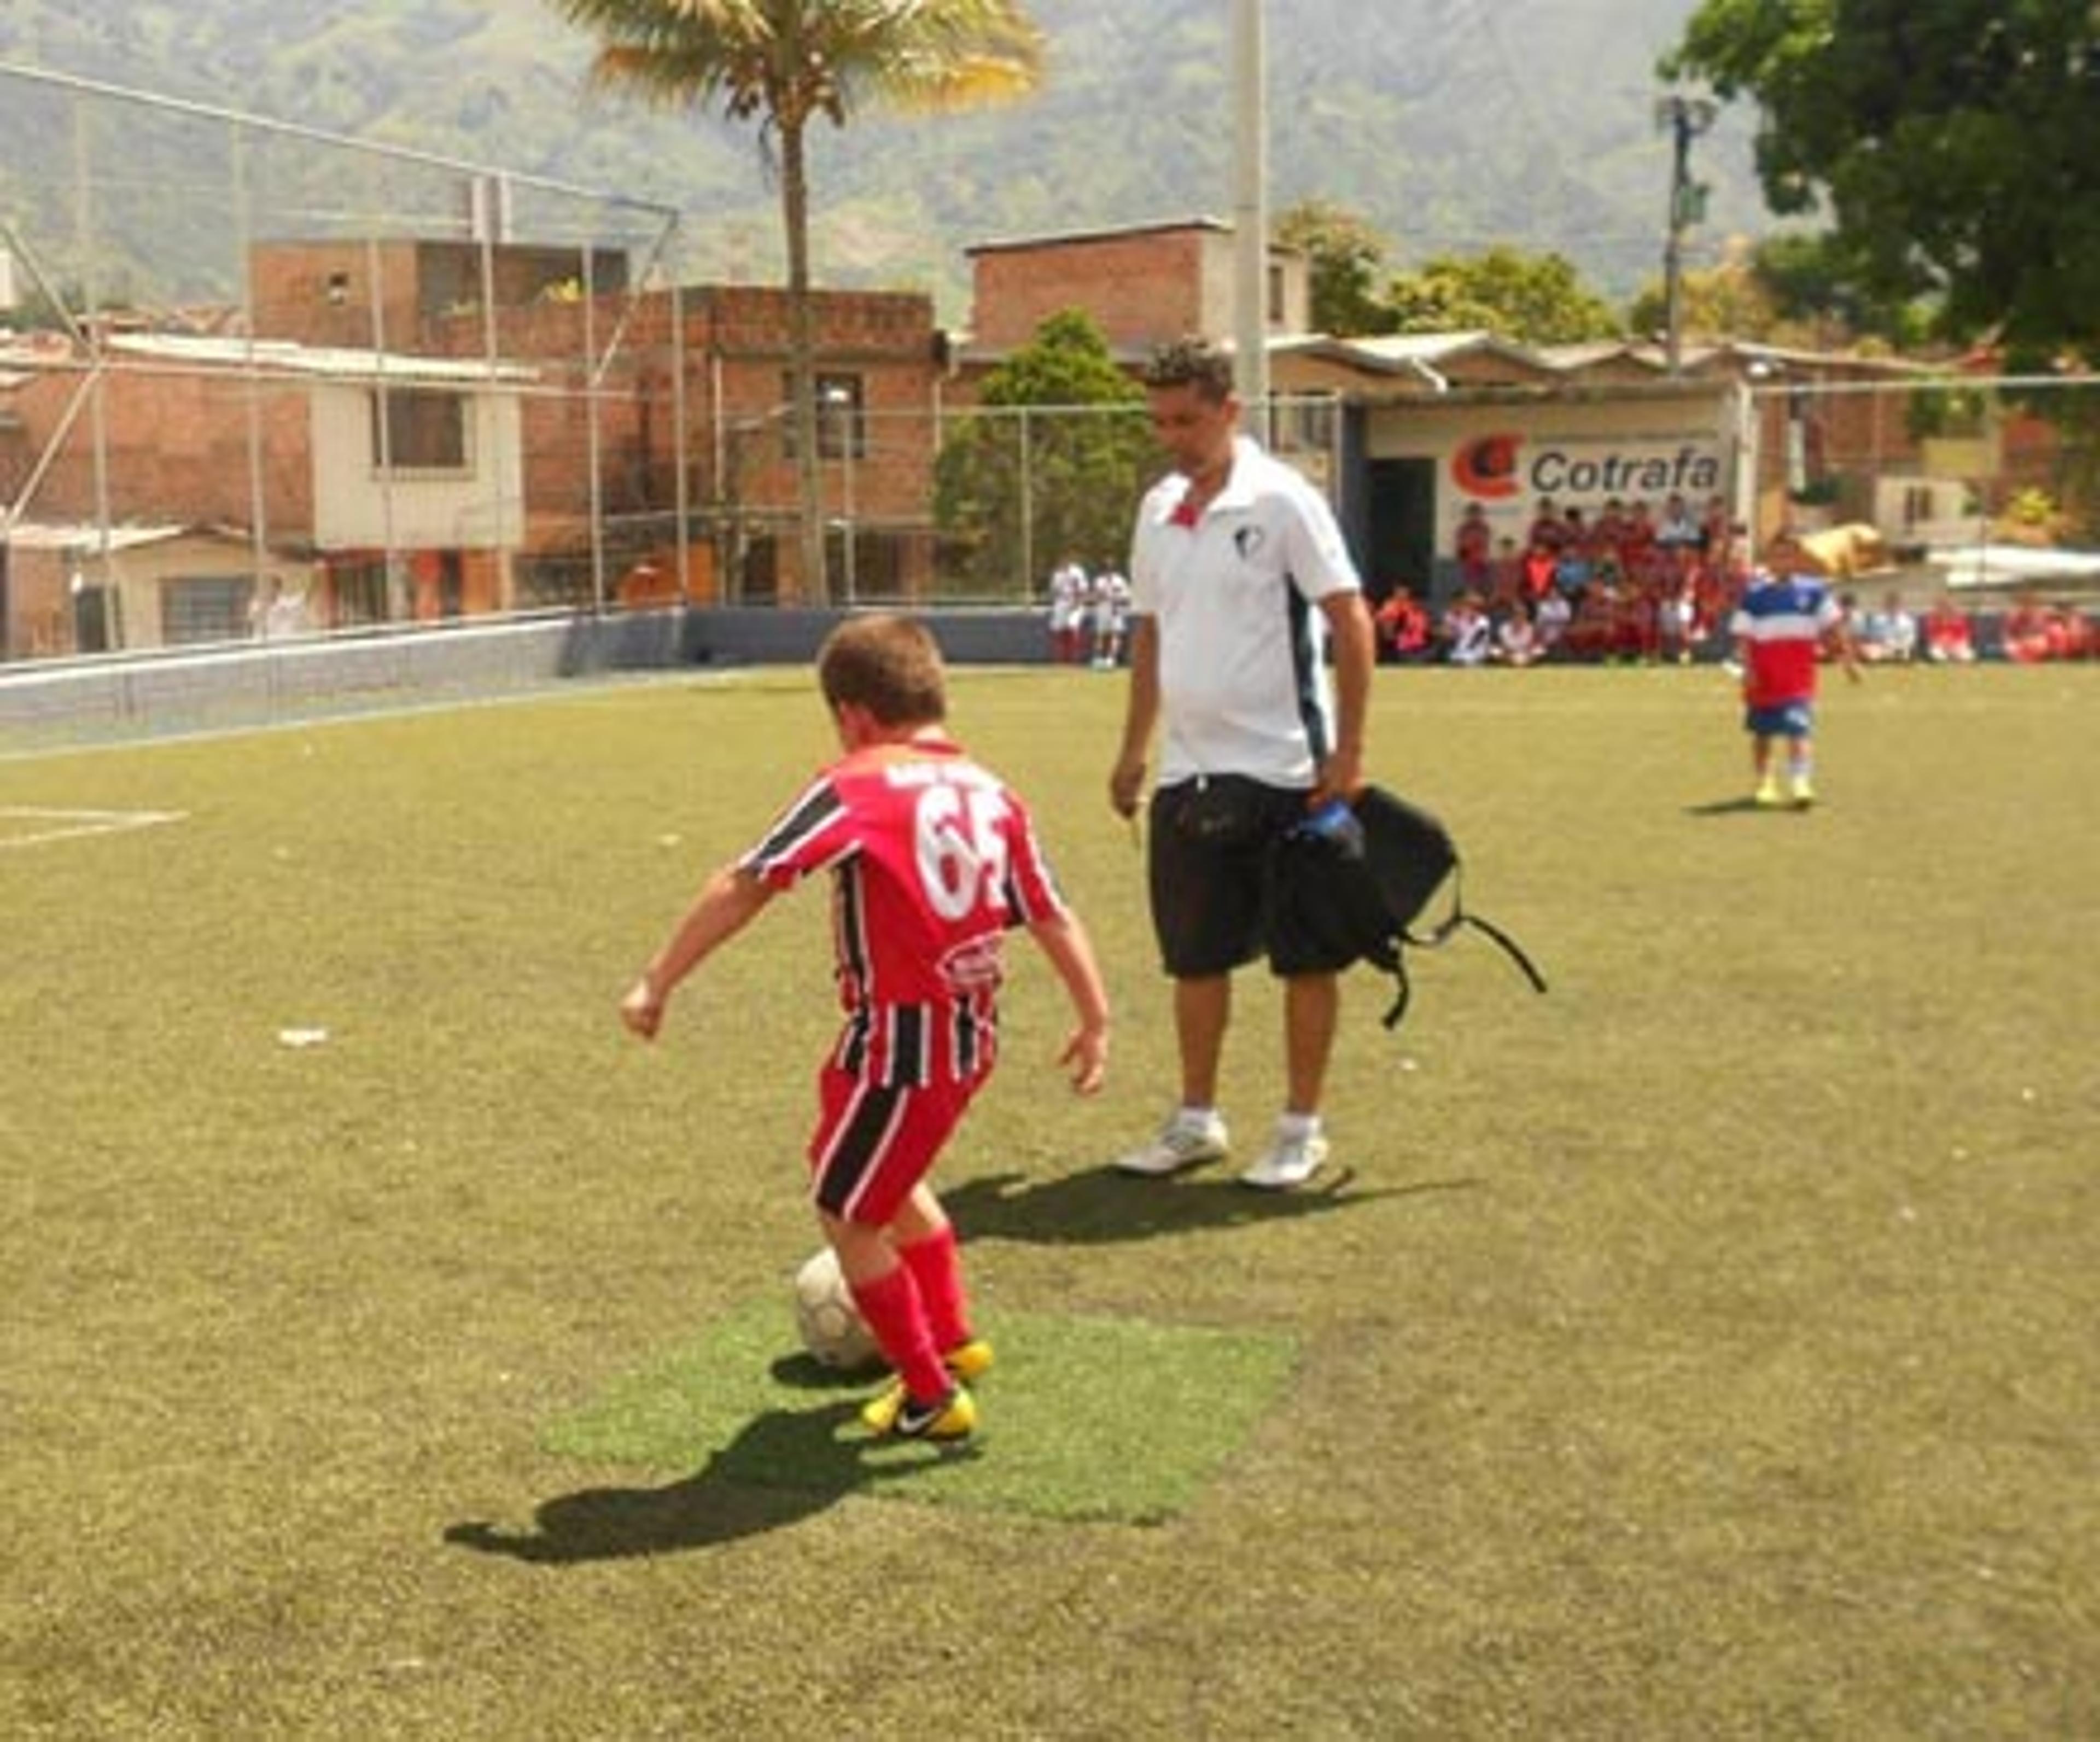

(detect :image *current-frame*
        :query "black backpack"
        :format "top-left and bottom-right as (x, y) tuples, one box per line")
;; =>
(1268, 785), (1547, 1029)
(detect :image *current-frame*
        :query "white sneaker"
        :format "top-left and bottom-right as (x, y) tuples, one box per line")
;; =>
(1115, 1112), (1229, 1176)
(1240, 1128), (1331, 1191)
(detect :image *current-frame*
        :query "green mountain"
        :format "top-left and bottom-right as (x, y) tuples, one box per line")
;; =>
(0, 1), (1768, 323)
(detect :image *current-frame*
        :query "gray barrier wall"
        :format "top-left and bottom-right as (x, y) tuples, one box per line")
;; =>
(0, 607), (1055, 745)
(1, 601), (2048, 750)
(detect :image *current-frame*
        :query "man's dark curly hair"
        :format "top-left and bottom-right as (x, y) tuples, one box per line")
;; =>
(1142, 335), (1236, 402)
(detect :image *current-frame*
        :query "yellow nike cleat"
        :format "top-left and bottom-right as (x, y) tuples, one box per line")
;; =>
(861, 1382), (977, 1441)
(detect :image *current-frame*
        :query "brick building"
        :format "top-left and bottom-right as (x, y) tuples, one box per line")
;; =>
(962, 215), (1310, 359)
(6, 212), (2064, 657)
(3, 243), (950, 654)
(414, 280), (947, 605)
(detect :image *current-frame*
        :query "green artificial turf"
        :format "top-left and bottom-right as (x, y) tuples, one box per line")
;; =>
(536, 1300), (1300, 1527)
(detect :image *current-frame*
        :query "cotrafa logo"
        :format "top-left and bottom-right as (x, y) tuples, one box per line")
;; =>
(1452, 433), (1523, 499)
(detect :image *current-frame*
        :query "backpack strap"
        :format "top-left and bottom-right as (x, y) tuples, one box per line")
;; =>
(1451, 907), (1549, 997)
(1377, 957), (1415, 1031)
(1396, 867), (1550, 996)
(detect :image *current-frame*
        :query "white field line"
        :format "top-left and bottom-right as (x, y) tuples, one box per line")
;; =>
(0, 806), (189, 849)
(0, 666), (748, 765)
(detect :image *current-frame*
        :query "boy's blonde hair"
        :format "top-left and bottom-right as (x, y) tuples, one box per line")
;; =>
(817, 614), (948, 726)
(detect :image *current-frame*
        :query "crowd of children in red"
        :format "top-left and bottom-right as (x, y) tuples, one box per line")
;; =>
(1373, 490), (2096, 668)
(1996, 595), (2098, 663)
(1377, 491), (1753, 668)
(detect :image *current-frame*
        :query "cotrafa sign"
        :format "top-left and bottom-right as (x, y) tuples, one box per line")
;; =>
(1450, 430), (1724, 504)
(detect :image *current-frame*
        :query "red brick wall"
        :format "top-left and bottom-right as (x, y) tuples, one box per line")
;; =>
(970, 231), (1210, 351)
(248, 241), (427, 351)
(10, 365), (312, 530)
(430, 282), (942, 539)
(249, 240), (629, 349)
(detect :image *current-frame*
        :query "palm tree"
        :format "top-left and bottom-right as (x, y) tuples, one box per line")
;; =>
(547, 0), (1045, 603)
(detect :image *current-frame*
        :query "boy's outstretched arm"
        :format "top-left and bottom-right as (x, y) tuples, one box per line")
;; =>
(1832, 617), (1865, 684)
(620, 865), (774, 1041)
(1027, 909), (1111, 1094)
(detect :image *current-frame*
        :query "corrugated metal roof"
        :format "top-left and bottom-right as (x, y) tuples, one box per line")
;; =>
(4, 520), (211, 552)
(104, 333), (538, 384)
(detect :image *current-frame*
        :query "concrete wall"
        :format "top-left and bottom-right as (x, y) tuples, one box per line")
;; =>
(310, 380), (526, 551)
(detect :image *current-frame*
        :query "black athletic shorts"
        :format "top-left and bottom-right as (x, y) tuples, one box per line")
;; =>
(1146, 775), (1323, 977)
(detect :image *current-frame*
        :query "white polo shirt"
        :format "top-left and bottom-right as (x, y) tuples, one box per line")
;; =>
(1130, 435), (1362, 786)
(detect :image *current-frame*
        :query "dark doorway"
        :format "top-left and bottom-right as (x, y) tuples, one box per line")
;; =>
(1365, 458), (1438, 603)
(73, 585), (113, 654)
(740, 535), (779, 605)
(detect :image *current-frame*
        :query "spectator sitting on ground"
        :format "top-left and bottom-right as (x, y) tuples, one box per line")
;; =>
(1858, 590), (1918, 665)
(1533, 588), (1572, 658)
(1373, 585), (1433, 663)
(1613, 576), (1660, 663)
(1491, 599), (1544, 667)
(2000, 595), (2056, 663)
(1922, 596), (1978, 664)
(1439, 592), (1494, 666)
(2053, 604), (2096, 660)
(1561, 582), (1619, 663)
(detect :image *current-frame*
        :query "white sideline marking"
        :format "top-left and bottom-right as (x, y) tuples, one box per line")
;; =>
(0, 806), (189, 850)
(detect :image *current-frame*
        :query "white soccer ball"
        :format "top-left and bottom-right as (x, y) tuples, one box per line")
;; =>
(792, 1246), (881, 1372)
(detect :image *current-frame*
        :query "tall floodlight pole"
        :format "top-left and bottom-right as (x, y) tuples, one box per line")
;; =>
(1232, 0), (1269, 427)
(1656, 92), (1717, 376)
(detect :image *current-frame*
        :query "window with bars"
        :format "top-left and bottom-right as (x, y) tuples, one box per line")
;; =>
(160, 574), (255, 645)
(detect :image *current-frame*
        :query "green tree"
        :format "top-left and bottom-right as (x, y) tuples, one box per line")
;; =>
(546, 0), (1044, 603)
(1664, 0), (2100, 359)
(1385, 246), (1622, 345)
(1627, 232), (1934, 352)
(1748, 232), (1922, 347)
(933, 309), (1151, 598)
(1628, 250), (1780, 349)
(1275, 199), (1396, 337)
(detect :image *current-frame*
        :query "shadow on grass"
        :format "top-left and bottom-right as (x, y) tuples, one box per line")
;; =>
(946, 1164), (1469, 1246)
(1684, 795), (1811, 817)
(444, 1399), (972, 1565)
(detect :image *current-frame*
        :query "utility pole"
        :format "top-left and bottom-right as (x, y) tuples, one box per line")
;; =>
(1232, 0), (1269, 424)
(1656, 93), (1717, 377)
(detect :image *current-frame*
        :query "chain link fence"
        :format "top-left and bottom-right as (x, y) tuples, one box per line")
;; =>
(1, 62), (697, 664)
(1733, 374), (2100, 663)
(7, 65), (2094, 681)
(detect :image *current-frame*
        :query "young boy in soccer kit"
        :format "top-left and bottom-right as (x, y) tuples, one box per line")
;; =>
(620, 615), (1111, 1441)
(1729, 529), (1861, 808)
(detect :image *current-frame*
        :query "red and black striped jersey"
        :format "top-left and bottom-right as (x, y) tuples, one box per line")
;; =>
(738, 734), (1069, 1086)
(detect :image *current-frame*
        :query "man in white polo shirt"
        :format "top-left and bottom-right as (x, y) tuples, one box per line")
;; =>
(1107, 337), (1376, 1190)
